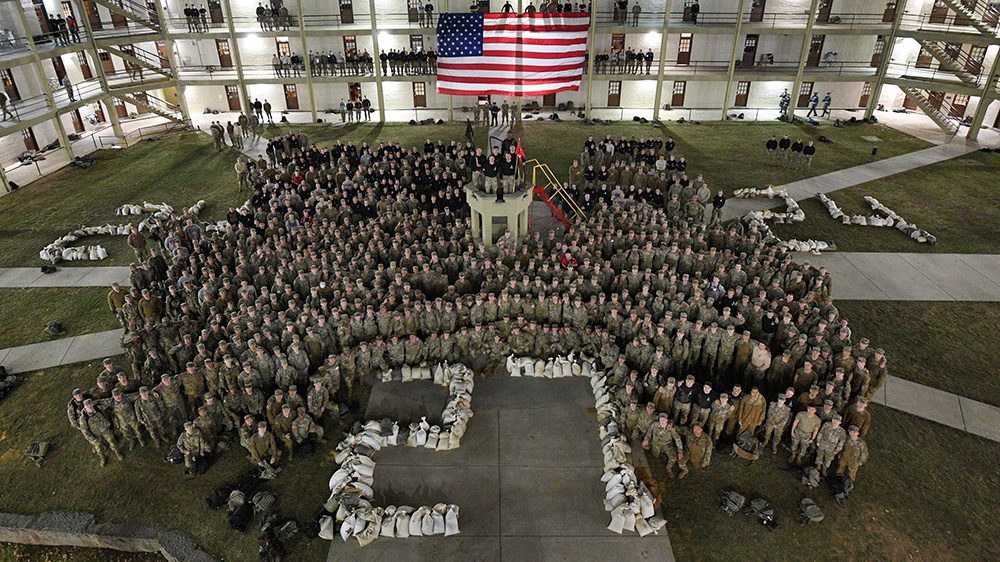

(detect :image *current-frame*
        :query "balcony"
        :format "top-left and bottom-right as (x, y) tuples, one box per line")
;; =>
(593, 9), (891, 33)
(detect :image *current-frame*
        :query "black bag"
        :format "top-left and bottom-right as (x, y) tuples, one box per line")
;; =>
(229, 502), (254, 534)
(744, 497), (777, 529)
(829, 474), (854, 506)
(207, 486), (233, 510)
(720, 490), (746, 516)
(164, 445), (184, 464)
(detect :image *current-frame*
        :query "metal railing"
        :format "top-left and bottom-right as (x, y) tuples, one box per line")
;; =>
(888, 61), (984, 85)
(97, 119), (190, 148)
(595, 9), (892, 29)
(0, 92), (51, 128)
(899, 12), (1000, 34)
(923, 40), (987, 79)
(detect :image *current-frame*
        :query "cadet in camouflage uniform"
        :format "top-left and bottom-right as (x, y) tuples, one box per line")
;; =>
(134, 386), (168, 447)
(110, 388), (146, 450)
(706, 392), (733, 441)
(642, 414), (687, 478)
(176, 421), (211, 475)
(835, 425), (868, 481)
(79, 399), (122, 466)
(67, 388), (87, 432)
(789, 404), (821, 465)
(292, 406), (326, 445)
(761, 395), (791, 454)
(248, 421), (281, 468)
(632, 402), (657, 443)
(814, 414), (846, 477)
(154, 374), (187, 433)
(682, 424), (713, 471)
(272, 403), (296, 460)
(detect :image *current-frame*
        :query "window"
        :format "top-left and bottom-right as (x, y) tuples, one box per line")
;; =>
(953, 93), (969, 105)
(672, 81), (686, 95)
(799, 81), (813, 96)
(736, 82), (750, 94)
(609, 81), (621, 95)
(861, 81), (872, 95)
(413, 82), (425, 95)
(873, 36), (885, 55)
(61, 1), (73, 18)
(679, 34), (692, 52)
(410, 34), (424, 52)
(276, 40), (291, 57)
(217, 40), (230, 56)
(344, 35), (358, 55)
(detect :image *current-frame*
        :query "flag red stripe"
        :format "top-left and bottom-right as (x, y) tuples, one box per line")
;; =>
(483, 11), (591, 19)
(437, 84), (581, 96)
(434, 75), (581, 85)
(483, 23), (591, 32)
(438, 62), (584, 72)
(479, 49), (585, 59)
(484, 36), (588, 45)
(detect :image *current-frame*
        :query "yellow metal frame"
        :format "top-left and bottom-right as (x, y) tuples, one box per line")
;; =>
(523, 158), (588, 222)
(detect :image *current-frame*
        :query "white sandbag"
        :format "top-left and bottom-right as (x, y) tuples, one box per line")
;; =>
(445, 504), (460, 536)
(401, 365), (413, 382)
(635, 516), (655, 537)
(421, 511), (435, 535)
(318, 515), (337, 540)
(395, 513), (411, 538)
(408, 507), (425, 536)
(431, 505), (446, 535)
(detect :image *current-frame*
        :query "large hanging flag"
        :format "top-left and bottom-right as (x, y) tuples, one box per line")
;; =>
(435, 12), (590, 97)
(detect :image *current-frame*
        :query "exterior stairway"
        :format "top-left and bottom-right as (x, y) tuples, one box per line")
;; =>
(91, 0), (161, 31)
(917, 40), (981, 87)
(115, 92), (186, 125)
(902, 88), (960, 136)
(938, 0), (1000, 36)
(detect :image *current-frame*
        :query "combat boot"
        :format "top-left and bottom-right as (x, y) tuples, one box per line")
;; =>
(665, 465), (675, 479)
(678, 466), (689, 479)
(96, 450), (107, 467)
(137, 434), (147, 448)
(112, 446), (124, 461)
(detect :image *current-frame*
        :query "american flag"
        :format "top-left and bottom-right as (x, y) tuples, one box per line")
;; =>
(436, 12), (591, 97)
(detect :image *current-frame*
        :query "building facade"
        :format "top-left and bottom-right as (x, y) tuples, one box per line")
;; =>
(0, 0), (998, 186)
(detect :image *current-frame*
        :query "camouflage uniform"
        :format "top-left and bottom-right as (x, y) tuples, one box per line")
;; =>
(814, 419), (847, 476)
(79, 402), (122, 465)
(176, 425), (211, 470)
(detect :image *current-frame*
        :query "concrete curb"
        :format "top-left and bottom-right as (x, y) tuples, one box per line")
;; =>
(0, 511), (216, 562)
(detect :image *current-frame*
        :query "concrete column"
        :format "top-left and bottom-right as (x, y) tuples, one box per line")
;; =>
(448, 95), (454, 122)
(651, 0), (673, 121)
(719, 0), (747, 120)
(583, 7), (597, 119)
(865, 4), (906, 120)
(519, 209), (529, 236)
(966, 54), (1000, 141)
(789, 0), (822, 120)
(507, 213), (518, 237)
(297, 0), (318, 122)
(221, 0), (251, 115)
(482, 215), (493, 246)
(369, 0), (386, 123)
(0, 163), (11, 193)
(149, 0), (190, 123)
(14, 6), (72, 159)
(471, 210), (481, 239)
(104, 98), (124, 137)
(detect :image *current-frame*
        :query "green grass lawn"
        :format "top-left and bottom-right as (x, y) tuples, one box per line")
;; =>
(772, 151), (1000, 254)
(0, 357), (351, 562)
(0, 544), (162, 561)
(835, 301), (1000, 408)
(2, 356), (998, 561)
(0, 132), (245, 267)
(0, 288), (119, 349)
(661, 404), (1000, 562)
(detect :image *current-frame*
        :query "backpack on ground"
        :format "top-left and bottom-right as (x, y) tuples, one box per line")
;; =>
(744, 497), (777, 529)
(800, 498), (825, 524)
(164, 445), (184, 464)
(720, 490), (746, 516)
(26, 441), (49, 465)
(252, 491), (277, 516)
(733, 432), (762, 462)
(43, 322), (66, 337)
(206, 485), (233, 510)
(829, 474), (854, 506)
(802, 466), (821, 489)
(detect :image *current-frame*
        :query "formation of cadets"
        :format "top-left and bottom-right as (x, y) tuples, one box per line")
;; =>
(81, 130), (878, 489)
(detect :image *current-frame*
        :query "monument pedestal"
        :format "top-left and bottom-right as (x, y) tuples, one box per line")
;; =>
(465, 185), (532, 247)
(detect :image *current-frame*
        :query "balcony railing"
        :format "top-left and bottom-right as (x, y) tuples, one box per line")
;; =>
(899, 12), (1000, 34)
(887, 60), (985, 86)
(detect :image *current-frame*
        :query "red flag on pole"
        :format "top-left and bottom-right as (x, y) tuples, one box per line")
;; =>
(515, 139), (526, 163)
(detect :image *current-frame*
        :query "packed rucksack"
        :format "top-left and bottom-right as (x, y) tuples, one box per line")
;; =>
(802, 466), (821, 489)
(744, 497), (777, 529)
(733, 432), (762, 462)
(800, 498), (825, 524)
(720, 490), (746, 516)
(829, 474), (854, 506)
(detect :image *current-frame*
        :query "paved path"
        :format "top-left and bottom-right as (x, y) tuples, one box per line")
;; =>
(0, 266), (130, 288)
(0, 329), (123, 374)
(801, 252), (1000, 301)
(722, 139), (979, 221)
(869, 375), (1000, 442)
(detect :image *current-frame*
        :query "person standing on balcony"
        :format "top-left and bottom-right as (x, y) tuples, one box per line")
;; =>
(256, 3), (267, 30)
(0, 92), (12, 121)
(253, 98), (263, 120)
(61, 75), (75, 102)
(199, 5), (209, 32)
(632, 2), (641, 26)
(423, 1), (434, 28)
(263, 99), (273, 123)
(67, 15), (80, 43)
(690, 0), (700, 25)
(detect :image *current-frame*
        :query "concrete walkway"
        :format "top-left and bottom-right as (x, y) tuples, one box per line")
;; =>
(0, 266), (130, 288)
(802, 252), (1000, 301)
(0, 329), (123, 374)
(722, 139), (979, 221)
(869, 375), (1000, 443)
